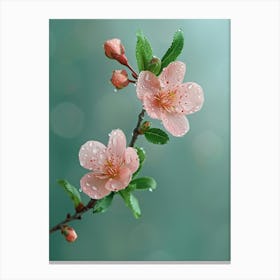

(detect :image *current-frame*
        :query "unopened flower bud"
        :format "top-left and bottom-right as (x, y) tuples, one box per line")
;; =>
(111, 70), (129, 89)
(147, 56), (161, 75)
(139, 121), (151, 134)
(104, 39), (128, 65)
(61, 225), (77, 243)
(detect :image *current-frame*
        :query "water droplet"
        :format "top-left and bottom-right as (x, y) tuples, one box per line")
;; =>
(92, 186), (97, 190)
(148, 188), (153, 192)
(79, 188), (82, 192)
(112, 138), (117, 146)
(113, 88), (118, 93)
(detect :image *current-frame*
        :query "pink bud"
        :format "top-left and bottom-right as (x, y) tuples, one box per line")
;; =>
(139, 121), (151, 134)
(111, 70), (129, 89)
(104, 39), (128, 65)
(61, 226), (77, 243)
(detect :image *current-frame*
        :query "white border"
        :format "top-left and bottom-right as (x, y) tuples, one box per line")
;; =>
(0, 0), (279, 279)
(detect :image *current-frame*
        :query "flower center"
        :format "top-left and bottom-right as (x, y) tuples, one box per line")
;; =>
(154, 90), (176, 112)
(104, 159), (119, 178)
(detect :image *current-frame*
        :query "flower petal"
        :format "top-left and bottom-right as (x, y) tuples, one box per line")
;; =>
(177, 82), (204, 114)
(105, 167), (132, 191)
(80, 173), (111, 199)
(159, 61), (186, 89)
(107, 129), (126, 158)
(143, 94), (162, 119)
(161, 113), (190, 137)
(136, 71), (161, 100)
(125, 147), (139, 174)
(79, 141), (106, 170)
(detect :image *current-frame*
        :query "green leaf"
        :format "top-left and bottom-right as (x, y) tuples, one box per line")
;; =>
(132, 147), (146, 178)
(93, 192), (114, 214)
(57, 179), (82, 208)
(135, 30), (153, 72)
(144, 128), (169, 145)
(130, 177), (157, 191)
(160, 29), (184, 72)
(119, 189), (141, 219)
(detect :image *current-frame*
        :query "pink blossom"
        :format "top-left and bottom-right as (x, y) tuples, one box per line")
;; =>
(79, 129), (139, 199)
(111, 70), (129, 89)
(136, 61), (204, 137)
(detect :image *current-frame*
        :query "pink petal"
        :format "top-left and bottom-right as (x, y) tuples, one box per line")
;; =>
(177, 82), (204, 114)
(161, 113), (190, 137)
(107, 129), (126, 158)
(125, 147), (139, 174)
(79, 141), (106, 170)
(159, 61), (186, 89)
(136, 71), (161, 100)
(105, 167), (132, 191)
(143, 94), (162, 119)
(80, 172), (111, 199)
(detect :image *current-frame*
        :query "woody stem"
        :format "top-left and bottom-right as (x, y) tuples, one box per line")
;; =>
(49, 199), (97, 234)
(129, 108), (145, 147)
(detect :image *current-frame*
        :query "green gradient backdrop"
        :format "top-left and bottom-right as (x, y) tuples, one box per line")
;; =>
(49, 19), (230, 261)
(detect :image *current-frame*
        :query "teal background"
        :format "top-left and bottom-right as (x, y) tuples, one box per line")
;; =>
(49, 19), (230, 261)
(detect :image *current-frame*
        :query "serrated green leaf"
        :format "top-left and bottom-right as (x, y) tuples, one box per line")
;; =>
(132, 147), (146, 178)
(144, 128), (169, 145)
(130, 177), (157, 191)
(135, 30), (153, 72)
(93, 192), (114, 214)
(160, 29), (184, 72)
(119, 189), (141, 219)
(57, 179), (82, 208)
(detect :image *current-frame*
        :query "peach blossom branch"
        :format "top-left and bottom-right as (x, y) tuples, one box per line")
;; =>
(50, 109), (145, 234)
(49, 199), (97, 234)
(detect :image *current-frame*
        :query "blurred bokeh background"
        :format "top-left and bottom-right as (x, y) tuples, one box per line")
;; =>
(49, 19), (230, 261)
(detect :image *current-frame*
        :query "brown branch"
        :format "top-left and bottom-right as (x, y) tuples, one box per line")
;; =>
(49, 199), (97, 234)
(129, 108), (145, 147)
